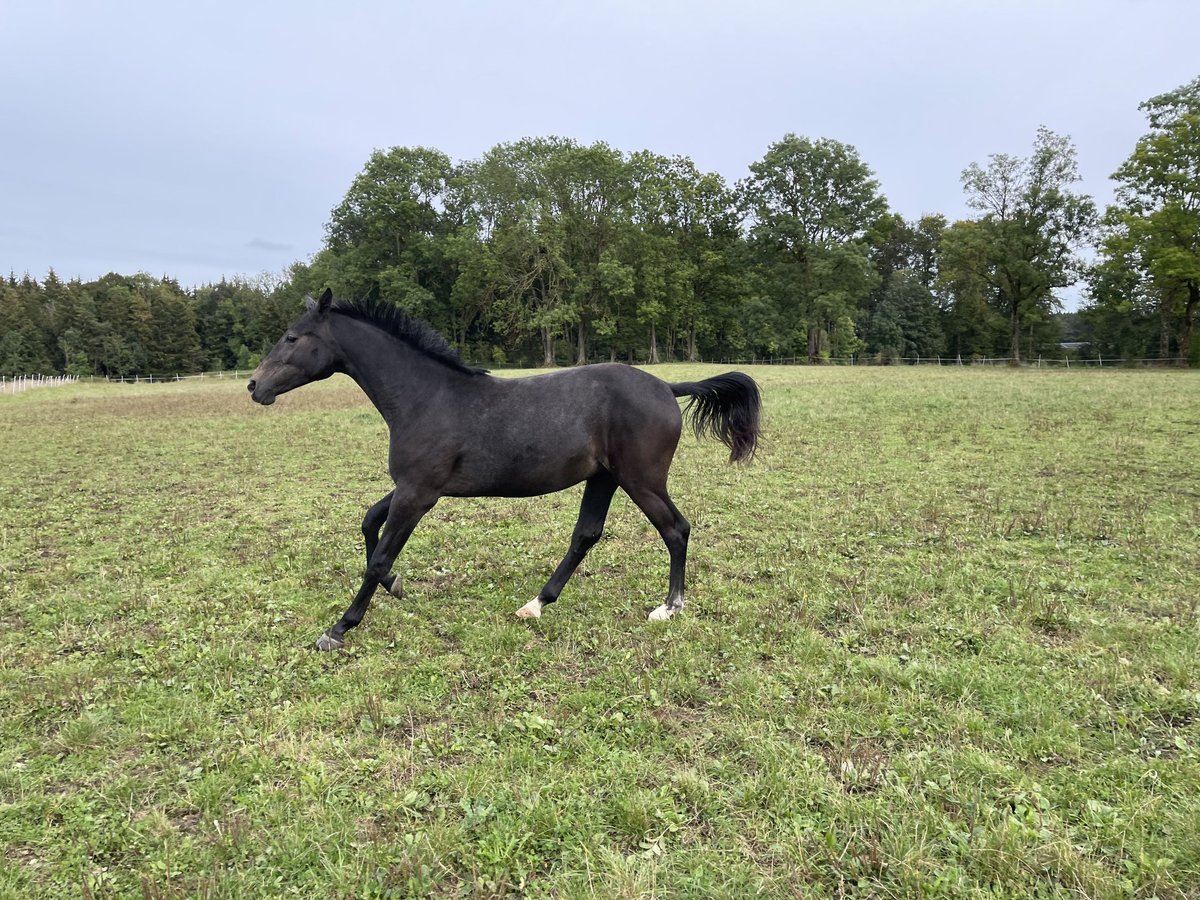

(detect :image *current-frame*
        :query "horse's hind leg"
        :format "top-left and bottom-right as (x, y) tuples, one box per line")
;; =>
(362, 491), (403, 597)
(516, 471), (619, 619)
(620, 481), (691, 621)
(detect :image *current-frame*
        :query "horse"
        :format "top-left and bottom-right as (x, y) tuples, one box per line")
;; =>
(248, 289), (761, 650)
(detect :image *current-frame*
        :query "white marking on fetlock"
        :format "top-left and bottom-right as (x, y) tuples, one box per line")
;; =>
(648, 604), (675, 621)
(515, 597), (545, 619)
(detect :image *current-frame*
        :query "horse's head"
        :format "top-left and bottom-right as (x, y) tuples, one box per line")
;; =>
(248, 288), (341, 405)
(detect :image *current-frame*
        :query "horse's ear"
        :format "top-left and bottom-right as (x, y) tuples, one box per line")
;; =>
(303, 294), (317, 313)
(318, 288), (333, 314)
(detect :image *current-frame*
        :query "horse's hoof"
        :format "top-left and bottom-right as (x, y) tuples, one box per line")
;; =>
(315, 632), (345, 651)
(648, 604), (677, 622)
(515, 597), (544, 619)
(385, 574), (403, 598)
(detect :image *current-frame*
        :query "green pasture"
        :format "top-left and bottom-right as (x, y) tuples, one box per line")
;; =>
(1, 366), (1198, 897)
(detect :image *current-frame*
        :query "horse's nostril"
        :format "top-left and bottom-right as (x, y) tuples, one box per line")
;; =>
(247, 379), (256, 393)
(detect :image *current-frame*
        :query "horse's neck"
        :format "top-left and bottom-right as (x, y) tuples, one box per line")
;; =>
(333, 317), (459, 426)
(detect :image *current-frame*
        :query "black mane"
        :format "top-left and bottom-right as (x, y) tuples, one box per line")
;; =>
(331, 297), (487, 376)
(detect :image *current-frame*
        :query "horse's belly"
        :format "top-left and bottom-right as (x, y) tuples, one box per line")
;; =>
(442, 451), (600, 498)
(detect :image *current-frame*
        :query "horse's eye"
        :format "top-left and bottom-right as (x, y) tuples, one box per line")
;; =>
(285, 334), (298, 343)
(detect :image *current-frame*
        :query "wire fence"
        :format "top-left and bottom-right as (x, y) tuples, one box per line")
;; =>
(100, 370), (252, 385)
(2, 357), (1192, 395)
(710, 355), (1189, 368)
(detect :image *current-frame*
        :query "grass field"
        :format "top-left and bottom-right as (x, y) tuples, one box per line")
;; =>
(2, 365), (1199, 898)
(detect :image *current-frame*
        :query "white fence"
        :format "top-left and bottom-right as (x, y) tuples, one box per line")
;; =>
(1, 374), (80, 395)
(1, 370), (250, 395)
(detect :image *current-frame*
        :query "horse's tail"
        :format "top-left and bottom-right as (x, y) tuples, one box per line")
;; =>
(670, 372), (762, 464)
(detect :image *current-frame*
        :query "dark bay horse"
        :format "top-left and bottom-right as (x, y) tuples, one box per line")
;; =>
(249, 289), (761, 650)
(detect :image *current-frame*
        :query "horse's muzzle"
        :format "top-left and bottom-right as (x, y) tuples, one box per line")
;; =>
(247, 379), (275, 406)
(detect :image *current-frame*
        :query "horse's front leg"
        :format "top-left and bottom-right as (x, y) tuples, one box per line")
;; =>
(317, 490), (436, 650)
(361, 491), (403, 598)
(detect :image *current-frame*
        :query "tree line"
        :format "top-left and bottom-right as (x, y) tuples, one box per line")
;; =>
(3, 78), (1198, 376)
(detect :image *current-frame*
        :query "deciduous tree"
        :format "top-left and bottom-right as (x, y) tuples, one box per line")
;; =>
(1095, 78), (1200, 364)
(742, 135), (887, 361)
(954, 128), (1096, 362)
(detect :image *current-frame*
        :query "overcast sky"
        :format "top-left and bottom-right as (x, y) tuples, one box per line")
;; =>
(2, 0), (1196, 294)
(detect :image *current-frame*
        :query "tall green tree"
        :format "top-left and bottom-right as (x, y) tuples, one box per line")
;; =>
(624, 152), (695, 363)
(467, 138), (577, 366)
(146, 279), (202, 374)
(626, 154), (743, 362)
(43, 271), (101, 374)
(0, 281), (33, 376)
(1094, 77), (1200, 364)
(0, 276), (54, 375)
(952, 127), (1096, 362)
(862, 215), (946, 360)
(324, 147), (460, 326)
(545, 141), (629, 364)
(742, 135), (888, 361)
(465, 138), (630, 365)
(91, 273), (154, 375)
(678, 171), (744, 362)
(1083, 258), (1159, 359)
(938, 221), (1009, 359)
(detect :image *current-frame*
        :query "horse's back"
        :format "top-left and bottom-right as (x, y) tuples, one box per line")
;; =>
(511, 363), (681, 433)
(523, 364), (684, 472)
(443, 364), (682, 496)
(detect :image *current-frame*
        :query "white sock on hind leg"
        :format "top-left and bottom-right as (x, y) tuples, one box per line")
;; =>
(515, 597), (545, 618)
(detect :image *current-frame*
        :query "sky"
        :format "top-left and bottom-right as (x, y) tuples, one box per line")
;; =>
(2, 0), (1197, 298)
